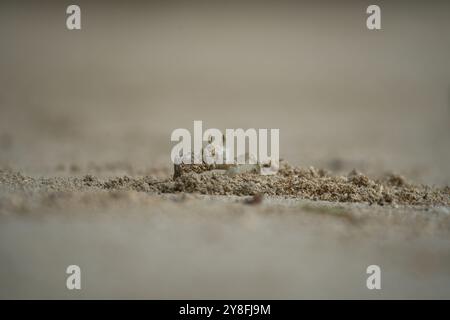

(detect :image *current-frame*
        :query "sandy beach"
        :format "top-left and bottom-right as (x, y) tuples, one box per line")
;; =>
(1, 1), (449, 299)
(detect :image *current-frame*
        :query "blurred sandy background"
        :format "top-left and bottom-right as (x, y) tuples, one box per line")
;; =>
(0, 0), (449, 299)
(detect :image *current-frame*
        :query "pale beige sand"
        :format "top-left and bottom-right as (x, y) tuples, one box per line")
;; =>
(0, 1), (450, 299)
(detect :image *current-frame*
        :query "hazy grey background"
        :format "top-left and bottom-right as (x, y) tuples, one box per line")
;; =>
(1, 0), (449, 183)
(0, 0), (449, 299)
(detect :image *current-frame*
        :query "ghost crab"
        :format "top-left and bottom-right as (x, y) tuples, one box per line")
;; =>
(173, 135), (279, 179)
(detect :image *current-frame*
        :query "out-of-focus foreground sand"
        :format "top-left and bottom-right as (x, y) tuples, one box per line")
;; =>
(0, 1), (449, 298)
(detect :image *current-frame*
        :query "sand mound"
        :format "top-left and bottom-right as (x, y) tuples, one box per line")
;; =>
(1, 163), (448, 207)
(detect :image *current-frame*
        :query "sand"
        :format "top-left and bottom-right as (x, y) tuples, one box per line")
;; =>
(1, 163), (449, 215)
(1, 165), (449, 299)
(1, 1), (450, 299)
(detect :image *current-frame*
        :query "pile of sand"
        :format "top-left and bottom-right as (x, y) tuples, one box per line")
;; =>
(1, 162), (448, 208)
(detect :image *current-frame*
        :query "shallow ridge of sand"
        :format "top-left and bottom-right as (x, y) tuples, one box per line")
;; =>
(1, 162), (448, 209)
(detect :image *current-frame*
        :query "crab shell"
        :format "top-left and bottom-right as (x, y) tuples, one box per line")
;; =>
(202, 143), (231, 165)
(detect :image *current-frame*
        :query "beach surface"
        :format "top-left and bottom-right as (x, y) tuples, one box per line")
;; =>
(1, 1), (449, 298)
